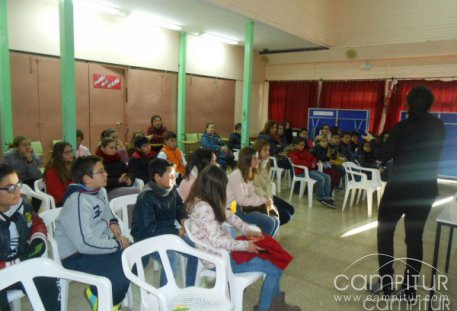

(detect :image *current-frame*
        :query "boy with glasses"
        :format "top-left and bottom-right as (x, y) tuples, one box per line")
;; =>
(0, 164), (59, 310)
(55, 156), (130, 311)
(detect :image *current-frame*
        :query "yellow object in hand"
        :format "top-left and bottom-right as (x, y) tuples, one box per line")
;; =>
(230, 200), (237, 213)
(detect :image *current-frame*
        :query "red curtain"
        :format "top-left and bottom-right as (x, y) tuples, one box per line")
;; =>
(268, 81), (319, 128)
(319, 80), (385, 132)
(384, 80), (457, 130)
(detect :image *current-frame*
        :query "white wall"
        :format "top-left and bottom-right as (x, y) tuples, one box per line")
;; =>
(6, 0), (253, 80)
(7, 0), (266, 130)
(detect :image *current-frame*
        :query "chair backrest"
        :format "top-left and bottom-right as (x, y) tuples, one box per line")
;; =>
(0, 258), (113, 311)
(288, 158), (311, 179)
(121, 235), (228, 310)
(40, 208), (62, 263)
(20, 183), (52, 213)
(133, 178), (144, 191)
(107, 187), (140, 202)
(183, 220), (235, 278)
(34, 179), (57, 210)
(109, 193), (139, 235)
(342, 162), (366, 183)
(185, 133), (198, 142)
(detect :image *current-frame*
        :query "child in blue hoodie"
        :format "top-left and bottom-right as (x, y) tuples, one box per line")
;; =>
(55, 156), (130, 311)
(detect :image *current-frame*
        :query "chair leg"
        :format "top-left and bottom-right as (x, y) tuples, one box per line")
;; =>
(11, 299), (21, 311)
(60, 279), (69, 311)
(342, 189), (350, 212)
(195, 261), (204, 287)
(230, 285), (246, 311)
(276, 171), (282, 193)
(376, 188), (381, 207)
(307, 182), (314, 208)
(350, 189), (356, 207)
(356, 189), (363, 205)
(367, 190), (373, 218)
(289, 180), (296, 201)
(299, 181), (306, 198)
(179, 255), (186, 287)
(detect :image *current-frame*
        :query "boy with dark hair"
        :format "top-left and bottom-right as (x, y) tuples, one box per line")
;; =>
(289, 138), (335, 208)
(129, 135), (156, 183)
(55, 156), (130, 311)
(131, 158), (197, 287)
(76, 129), (90, 157)
(157, 131), (187, 180)
(338, 132), (353, 161)
(0, 164), (60, 311)
(228, 123), (242, 150)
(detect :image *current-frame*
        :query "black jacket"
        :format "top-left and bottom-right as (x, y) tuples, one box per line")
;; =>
(371, 113), (445, 198)
(311, 145), (330, 162)
(130, 182), (187, 243)
(228, 132), (241, 150)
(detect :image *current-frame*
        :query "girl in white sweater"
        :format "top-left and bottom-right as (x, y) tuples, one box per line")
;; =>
(186, 165), (300, 311)
(226, 147), (280, 237)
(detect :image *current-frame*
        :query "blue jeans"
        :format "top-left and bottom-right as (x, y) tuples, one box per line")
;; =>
(147, 235), (198, 287)
(235, 209), (279, 236)
(305, 171), (332, 200)
(62, 252), (130, 305)
(231, 257), (282, 310)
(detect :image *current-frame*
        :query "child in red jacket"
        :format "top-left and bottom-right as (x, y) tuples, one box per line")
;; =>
(289, 137), (336, 208)
(44, 141), (74, 206)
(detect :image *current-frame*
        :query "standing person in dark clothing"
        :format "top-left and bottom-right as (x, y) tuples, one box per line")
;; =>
(284, 121), (293, 145)
(228, 123), (242, 150)
(364, 86), (445, 300)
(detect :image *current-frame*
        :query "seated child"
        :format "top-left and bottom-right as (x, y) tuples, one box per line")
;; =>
(76, 130), (91, 157)
(0, 164), (60, 311)
(96, 137), (134, 192)
(130, 158), (197, 287)
(129, 135), (156, 183)
(310, 135), (341, 191)
(178, 149), (217, 202)
(186, 165), (301, 311)
(157, 131), (187, 182)
(44, 141), (74, 206)
(289, 137), (335, 208)
(55, 156), (130, 310)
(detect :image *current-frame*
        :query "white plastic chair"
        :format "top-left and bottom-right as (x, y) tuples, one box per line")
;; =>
(342, 162), (382, 217)
(134, 178), (145, 191)
(121, 234), (234, 311)
(184, 221), (263, 311)
(6, 289), (23, 311)
(20, 184), (52, 213)
(0, 258), (113, 311)
(109, 193), (138, 237)
(34, 179), (57, 210)
(288, 158), (317, 208)
(40, 207), (135, 310)
(270, 157), (284, 193)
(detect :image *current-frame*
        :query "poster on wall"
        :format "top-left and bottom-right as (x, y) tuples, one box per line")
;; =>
(93, 74), (122, 90)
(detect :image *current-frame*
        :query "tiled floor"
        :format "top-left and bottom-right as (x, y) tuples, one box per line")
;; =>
(19, 180), (457, 310)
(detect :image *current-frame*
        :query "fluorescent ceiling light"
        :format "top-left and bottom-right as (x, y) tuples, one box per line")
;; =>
(200, 32), (239, 45)
(75, 0), (128, 17)
(129, 12), (182, 31)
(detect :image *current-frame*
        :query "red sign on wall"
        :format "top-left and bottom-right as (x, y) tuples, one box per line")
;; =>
(93, 74), (122, 90)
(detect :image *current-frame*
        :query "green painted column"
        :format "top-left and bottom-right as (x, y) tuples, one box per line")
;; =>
(0, 0), (13, 153)
(241, 21), (255, 147)
(59, 0), (77, 148)
(177, 32), (187, 150)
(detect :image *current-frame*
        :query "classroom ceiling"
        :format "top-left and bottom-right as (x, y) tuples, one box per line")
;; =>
(107, 0), (326, 52)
